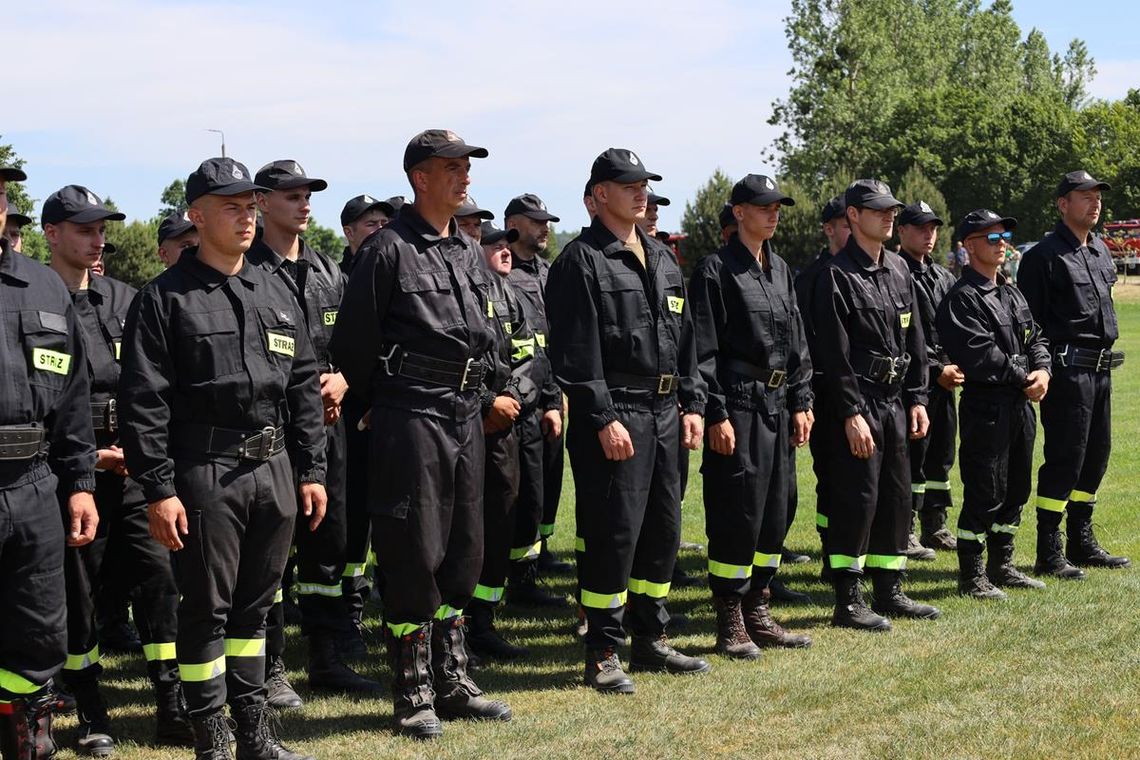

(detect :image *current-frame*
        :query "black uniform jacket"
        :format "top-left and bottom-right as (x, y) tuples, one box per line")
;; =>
(119, 248), (327, 503)
(508, 252), (562, 412)
(689, 237), (813, 425)
(811, 237), (928, 418)
(1017, 221), (1118, 350)
(903, 251), (956, 383)
(330, 206), (498, 423)
(936, 267), (1051, 397)
(545, 217), (706, 431)
(794, 247), (832, 345)
(0, 242), (96, 493)
(481, 266), (538, 416)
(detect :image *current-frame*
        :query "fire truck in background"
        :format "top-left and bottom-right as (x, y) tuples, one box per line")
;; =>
(1103, 219), (1140, 274)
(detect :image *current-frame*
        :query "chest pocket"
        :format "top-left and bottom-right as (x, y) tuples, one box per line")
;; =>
(176, 309), (243, 383)
(598, 272), (650, 332)
(21, 310), (71, 392)
(1060, 259), (1097, 316)
(1014, 305), (1035, 347)
(257, 307), (298, 379)
(99, 315), (125, 362)
(398, 269), (462, 330)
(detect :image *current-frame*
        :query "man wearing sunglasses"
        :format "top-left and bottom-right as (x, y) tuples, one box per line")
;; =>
(937, 210), (1051, 599)
(1018, 171), (1130, 576)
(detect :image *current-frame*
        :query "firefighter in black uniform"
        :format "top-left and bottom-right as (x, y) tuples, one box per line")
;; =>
(119, 157), (327, 760)
(937, 209), (1051, 599)
(157, 213), (198, 268)
(330, 129), (510, 740)
(811, 179), (940, 631)
(1019, 170), (1130, 576)
(43, 185), (191, 755)
(0, 166), (98, 760)
(467, 221), (539, 659)
(689, 174), (814, 660)
(248, 161), (381, 701)
(503, 193), (570, 603)
(897, 202), (959, 557)
(794, 195), (848, 581)
(454, 198), (493, 243)
(546, 148), (710, 694)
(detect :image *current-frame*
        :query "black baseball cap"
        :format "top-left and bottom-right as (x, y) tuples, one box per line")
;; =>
(956, 209), (1017, 242)
(158, 213), (196, 244)
(730, 174), (795, 207)
(254, 160), (328, 192)
(1056, 170), (1111, 198)
(102, 242), (117, 255)
(655, 230), (671, 242)
(5, 210), (32, 228)
(41, 185), (126, 226)
(898, 201), (944, 227)
(820, 195), (846, 223)
(845, 179), (904, 211)
(504, 193), (559, 222)
(340, 194), (396, 226)
(583, 180), (595, 199)
(647, 192), (671, 207)
(0, 166), (27, 182)
(186, 158), (267, 205)
(403, 129), (488, 172)
(719, 202), (736, 231)
(386, 196), (407, 213)
(589, 148), (662, 185)
(456, 196), (494, 220)
(480, 221), (519, 246)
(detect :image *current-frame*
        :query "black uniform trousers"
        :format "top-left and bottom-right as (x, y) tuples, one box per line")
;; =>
(511, 413), (544, 566)
(826, 389), (910, 574)
(909, 384), (957, 511)
(808, 379), (833, 536)
(341, 394), (372, 622)
(173, 453), (296, 717)
(0, 464), (66, 702)
(956, 393), (1034, 550)
(1036, 366), (1112, 517)
(368, 407), (484, 630)
(62, 469), (179, 687)
(473, 429), (520, 605)
(569, 398), (681, 650)
(702, 404), (789, 597)
(539, 432), (564, 539)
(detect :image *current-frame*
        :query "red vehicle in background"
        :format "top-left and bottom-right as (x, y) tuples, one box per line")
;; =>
(1103, 220), (1140, 274)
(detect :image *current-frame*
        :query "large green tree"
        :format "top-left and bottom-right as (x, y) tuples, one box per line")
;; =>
(679, 169), (734, 275)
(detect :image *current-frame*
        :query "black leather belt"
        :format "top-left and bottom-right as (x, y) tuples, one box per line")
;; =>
(91, 399), (118, 433)
(852, 353), (910, 385)
(0, 426), (48, 460)
(724, 359), (787, 389)
(176, 424), (286, 462)
(378, 345), (486, 391)
(605, 371), (679, 395)
(1053, 345), (1125, 372)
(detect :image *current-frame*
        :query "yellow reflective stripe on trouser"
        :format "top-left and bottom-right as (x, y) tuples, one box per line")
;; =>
(580, 589), (627, 609)
(753, 552), (781, 570)
(143, 642), (178, 662)
(342, 562), (366, 578)
(925, 481), (951, 491)
(180, 655), (226, 683)
(865, 554), (907, 570)
(1036, 495), (1067, 513)
(64, 645), (100, 672)
(472, 584), (504, 603)
(575, 536), (585, 552)
(829, 554), (866, 571)
(0, 668), (43, 695)
(957, 528), (986, 543)
(816, 513), (829, 529)
(990, 523), (1019, 535)
(1069, 490), (1096, 504)
(911, 483), (927, 494)
(387, 621), (422, 637)
(708, 559), (752, 579)
(509, 541), (541, 561)
(628, 578), (671, 598)
(434, 605), (462, 621)
(272, 588), (284, 603)
(295, 582), (343, 598)
(224, 639), (266, 658)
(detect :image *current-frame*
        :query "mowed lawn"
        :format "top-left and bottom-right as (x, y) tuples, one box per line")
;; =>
(63, 289), (1140, 759)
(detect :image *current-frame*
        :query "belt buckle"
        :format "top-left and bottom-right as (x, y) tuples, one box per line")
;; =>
(767, 370), (786, 389)
(883, 358), (899, 384)
(459, 358), (476, 391)
(378, 344), (402, 376)
(657, 374), (675, 395)
(249, 426), (276, 461)
(106, 398), (118, 433)
(1055, 345), (1070, 368)
(1096, 349), (1109, 372)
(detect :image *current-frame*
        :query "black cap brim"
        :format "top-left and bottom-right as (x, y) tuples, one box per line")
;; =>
(483, 228), (520, 245)
(856, 194), (905, 210)
(520, 210), (560, 222)
(957, 216), (1017, 241)
(208, 182), (270, 198)
(900, 212), (944, 227)
(0, 168), (27, 182)
(436, 144), (489, 161)
(734, 191), (795, 207)
(159, 221), (196, 244)
(1065, 180), (1112, 195)
(264, 177), (328, 192)
(59, 208), (127, 224)
(648, 194), (671, 207)
(5, 212), (32, 227)
(604, 169), (663, 184)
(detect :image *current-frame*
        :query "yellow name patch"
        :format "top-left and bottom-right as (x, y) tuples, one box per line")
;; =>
(322, 310), (338, 326)
(487, 300), (495, 318)
(900, 311), (912, 328)
(33, 348), (71, 375)
(267, 332), (295, 357)
(667, 296), (685, 314)
(536, 333), (547, 348)
(114, 341), (122, 360)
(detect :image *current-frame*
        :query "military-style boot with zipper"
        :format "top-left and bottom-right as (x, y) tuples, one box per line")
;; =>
(384, 624), (442, 740)
(429, 616), (512, 722)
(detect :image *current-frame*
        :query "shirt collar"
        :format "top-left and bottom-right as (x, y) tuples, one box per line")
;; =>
(962, 264), (998, 292)
(901, 249), (930, 274)
(842, 236), (883, 273)
(589, 216), (658, 260)
(399, 205), (463, 245)
(726, 235), (770, 279)
(178, 247), (258, 291)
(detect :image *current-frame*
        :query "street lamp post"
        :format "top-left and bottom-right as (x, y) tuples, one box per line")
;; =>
(205, 129), (226, 158)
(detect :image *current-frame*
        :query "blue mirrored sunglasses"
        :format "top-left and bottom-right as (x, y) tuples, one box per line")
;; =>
(970, 231), (1014, 244)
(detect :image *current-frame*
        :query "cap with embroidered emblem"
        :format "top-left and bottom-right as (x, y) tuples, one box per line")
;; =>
(403, 129), (488, 172)
(844, 178), (904, 211)
(898, 201), (943, 227)
(589, 148), (662, 185)
(185, 158), (268, 205)
(254, 160), (328, 192)
(41, 185), (126, 226)
(504, 193), (559, 222)
(1056, 170), (1110, 198)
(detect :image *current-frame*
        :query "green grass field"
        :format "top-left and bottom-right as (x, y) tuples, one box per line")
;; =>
(58, 296), (1140, 759)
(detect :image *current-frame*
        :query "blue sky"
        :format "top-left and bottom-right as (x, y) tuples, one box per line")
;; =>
(5, 0), (1137, 235)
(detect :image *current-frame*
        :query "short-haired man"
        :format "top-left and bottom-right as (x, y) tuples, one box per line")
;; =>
(455, 197), (494, 243)
(157, 213), (198, 268)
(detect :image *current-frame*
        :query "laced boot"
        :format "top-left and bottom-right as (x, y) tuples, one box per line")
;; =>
(741, 586), (812, 648)
(870, 570), (941, 619)
(628, 635), (711, 675)
(231, 703), (312, 760)
(190, 711), (234, 760)
(507, 561), (566, 607)
(1034, 511), (1086, 579)
(831, 573), (890, 632)
(904, 509), (936, 561)
(986, 533), (1045, 589)
(306, 634), (383, 695)
(920, 507), (958, 550)
(583, 646), (634, 694)
(711, 595), (761, 660)
(264, 657), (303, 710)
(957, 550), (1007, 600)
(465, 601), (528, 660)
(1065, 503), (1131, 568)
(154, 679), (195, 747)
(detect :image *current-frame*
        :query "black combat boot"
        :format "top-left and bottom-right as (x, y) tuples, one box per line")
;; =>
(830, 573), (890, 632)
(1034, 510), (1086, 579)
(263, 657), (303, 710)
(712, 595), (761, 661)
(307, 634), (384, 695)
(1, 692), (59, 760)
(920, 507), (958, 550)
(429, 616), (512, 722)
(507, 561), (566, 607)
(190, 711), (234, 760)
(629, 635), (711, 675)
(231, 703), (312, 760)
(537, 538), (573, 574)
(768, 577), (811, 604)
(1065, 503), (1131, 569)
(154, 679), (195, 747)
(71, 680), (114, 757)
(986, 533), (1045, 589)
(584, 646), (635, 694)
(336, 620), (369, 664)
(741, 587), (812, 648)
(957, 550), (1007, 600)
(465, 601), (529, 660)
(870, 570), (941, 619)
(904, 509), (936, 561)
(384, 624), (442, 740)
